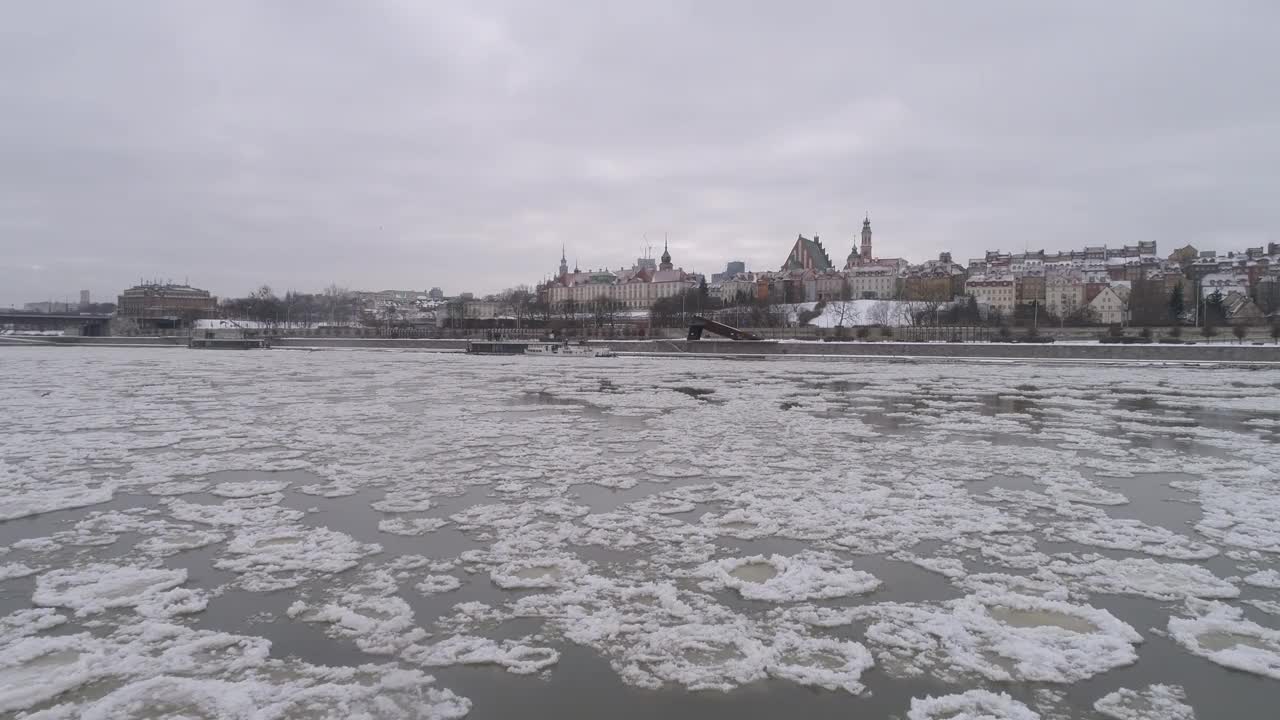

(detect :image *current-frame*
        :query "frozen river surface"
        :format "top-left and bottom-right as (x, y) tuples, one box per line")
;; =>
(2, 347), (1279, 719)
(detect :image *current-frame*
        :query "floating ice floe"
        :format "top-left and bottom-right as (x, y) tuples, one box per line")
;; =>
(623, 494), (697, 515)
(38, 664), (470, 720)
(416, 575), (463, 595)
(0, 483), (115, 521)
(403, 634), (560, 675)
(135, 587), (210, 618)
(698, 509), (781, 539)
(372, 488), (436, 513)
(695, 553), (881, 602)
(1167, 600), (1280, 679)
(1195, 474), (1280, 553)
(1093, 684), (1196, 720)
(490, 555), (588, 590)
(147, 480), (208, 496)
(906, 689), (1040, 720)
(856, 591), (1142, 683)
(1243, 568), (1280, 589)
(895, 552), (967, 579)
(0, 562), (39, 581)
(33, 564), (189, 616)
(215, 526), (381, 591)
(764, 629), (875, 694)
(288, 592), (425, 655)
(1045, 518), (1218, 560)
(0, 633), (113, 713)
(1045, 555), (1238, 601)
(166, 497), (305, 527)
(378, 516), (448, 535)
(210, 478), (291, 498)
(133, 527), (226, 557)
(296, 482), (359, 497)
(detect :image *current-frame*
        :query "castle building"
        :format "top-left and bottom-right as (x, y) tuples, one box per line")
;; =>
(543, 240), (698, 310)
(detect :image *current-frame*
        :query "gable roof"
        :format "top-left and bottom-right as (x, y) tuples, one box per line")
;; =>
(782, 235), (834, 271)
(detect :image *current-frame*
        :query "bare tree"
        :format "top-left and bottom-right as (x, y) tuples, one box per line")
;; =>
(867, 300), (892, 327)
(591, 294), (624, 331)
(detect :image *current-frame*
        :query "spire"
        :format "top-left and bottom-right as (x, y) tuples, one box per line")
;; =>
(558, 244), (569, 277)
(860, 213), (873, 260)
(659, 239), (673, 271)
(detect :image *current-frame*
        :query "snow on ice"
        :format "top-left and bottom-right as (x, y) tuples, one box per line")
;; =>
(1, 348), (1278, 716)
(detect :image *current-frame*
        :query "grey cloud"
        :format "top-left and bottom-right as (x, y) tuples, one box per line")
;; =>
(1, 1), (1276, 305)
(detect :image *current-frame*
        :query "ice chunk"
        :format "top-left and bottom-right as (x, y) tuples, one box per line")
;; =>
(403, 635), (559, 675)
(1046, 556), (1238, 601)
(147, 480), (209, 496)
(134, 528), (225, 557)
(1243, 569), (1280, 589)
(33, 564), (188, 616)
(135, 587), (210, 618)
(907, 689), (1040, 720)
(696, 554), (880, 602)
(490, 556), (587, 590)
(372, 488), (436, 513)
(378, 516), (447, 536)
(1046, 518), (1218, 560)
(0, 484), (115, 521)
(0, 562), (39, 581)
(858, 592), (1142, 683)
(288, 593), (426, 655)
(68, 666), (471, 720)
(1167, 600), (1280, 679)
(1093, 684), (1195, 720)
(765, 630), (875, 694)
(416, 575), (463, 595)
(216, 526), (380, 591)
(210, 479), (291, 498)
(0, 634), (107, 714)
(611, 621), (770, 691)
(166, 497), (304, 526)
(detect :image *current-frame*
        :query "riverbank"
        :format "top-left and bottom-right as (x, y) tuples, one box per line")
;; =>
(6, 333), (1279, 364)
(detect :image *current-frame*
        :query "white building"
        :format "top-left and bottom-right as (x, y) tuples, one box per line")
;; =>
(964, 274), (1017, 318)
(1045, 270), (1086, 319)
(847, 265), (901, 299)
(1087, 285), (1131, 325)
(1199, 271), (1250, 299)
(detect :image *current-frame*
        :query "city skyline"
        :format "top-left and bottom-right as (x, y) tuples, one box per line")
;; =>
(3, 2), (1277, 307)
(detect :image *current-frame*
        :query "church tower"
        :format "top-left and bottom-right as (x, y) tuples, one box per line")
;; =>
(659, 239), (673, 271)
(860, 215), (873, 261)
(558, 245), (569, 278)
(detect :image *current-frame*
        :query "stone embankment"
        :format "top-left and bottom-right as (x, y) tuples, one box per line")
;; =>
(8, 334), (1277, 364)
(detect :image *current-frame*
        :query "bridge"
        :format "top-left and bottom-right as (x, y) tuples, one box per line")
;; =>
(0, 311), (112, 336)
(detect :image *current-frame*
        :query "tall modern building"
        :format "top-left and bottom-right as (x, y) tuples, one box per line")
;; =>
(711, 261), (746, 283)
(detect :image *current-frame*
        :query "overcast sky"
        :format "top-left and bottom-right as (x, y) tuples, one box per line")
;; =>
(2, 1), (1277, 306)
